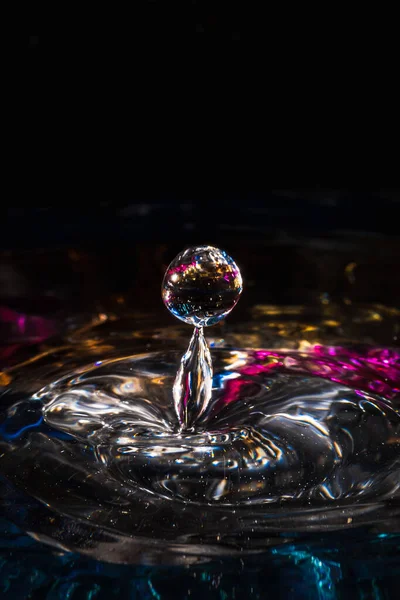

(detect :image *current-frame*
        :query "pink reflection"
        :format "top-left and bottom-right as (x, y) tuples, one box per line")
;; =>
(210, 377), (262, 414)
(223, 269), (238, 283)
(223, 344), (400, 406)
(0, 306), (58, 345)
(167, 260), (197, 275)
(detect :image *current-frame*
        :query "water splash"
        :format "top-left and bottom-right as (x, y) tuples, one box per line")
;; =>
(0, 305), (399, 561)
(163, 246), (242, 429)
(173, 326), (213, 430)
(14, 344), (396, 507)
(1, 240), (399, 562)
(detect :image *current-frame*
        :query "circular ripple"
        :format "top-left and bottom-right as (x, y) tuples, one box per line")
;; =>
(41, 349), (400, 505)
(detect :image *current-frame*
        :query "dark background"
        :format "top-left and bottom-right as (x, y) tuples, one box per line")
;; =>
(25, 23), (399, 247)
(3, 190), (400, 248)
(4, 32), (398, 328)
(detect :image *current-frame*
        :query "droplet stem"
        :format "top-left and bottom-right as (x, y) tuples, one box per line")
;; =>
(173, 326), (213, 431)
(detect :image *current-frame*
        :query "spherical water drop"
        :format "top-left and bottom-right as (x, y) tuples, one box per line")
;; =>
(162, 245), (243, 327)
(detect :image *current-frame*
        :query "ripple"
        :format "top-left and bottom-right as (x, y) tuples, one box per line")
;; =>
(1, 315), (399, 561)
(39, 348), (400, 506)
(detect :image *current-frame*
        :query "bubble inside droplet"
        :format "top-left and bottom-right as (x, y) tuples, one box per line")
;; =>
(162, 246), (243, 327)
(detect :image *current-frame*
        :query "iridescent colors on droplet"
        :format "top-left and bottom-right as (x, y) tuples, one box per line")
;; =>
(162, 246), (243, 327)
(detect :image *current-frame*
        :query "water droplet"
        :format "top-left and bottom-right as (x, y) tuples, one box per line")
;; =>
(162, 246), (242, 327)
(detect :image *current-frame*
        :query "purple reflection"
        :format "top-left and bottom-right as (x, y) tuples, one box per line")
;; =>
(0, 306), (58, 345)
(236, 345), (400, 401)
(167, 260), (197, 276)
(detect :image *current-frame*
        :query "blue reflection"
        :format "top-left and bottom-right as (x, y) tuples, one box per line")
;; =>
(0, 416), (43, 440)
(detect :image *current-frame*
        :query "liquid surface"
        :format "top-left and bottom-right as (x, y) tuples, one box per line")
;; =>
(41, 347), (399, 506)
(0, 304), (399, 562)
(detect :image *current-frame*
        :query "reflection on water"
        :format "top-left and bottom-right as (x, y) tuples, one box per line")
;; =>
(0, 303), (399, 562)
(40, 347), (400, 507)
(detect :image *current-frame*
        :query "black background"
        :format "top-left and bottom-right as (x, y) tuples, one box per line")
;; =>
(24, 19), (399, 248)
(3, 189), (400, 249)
